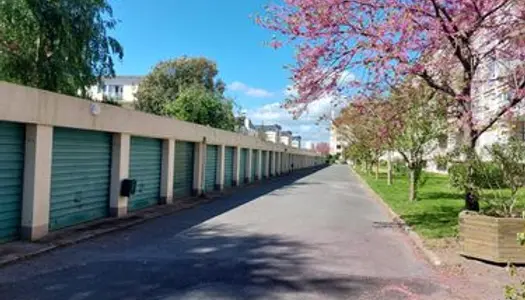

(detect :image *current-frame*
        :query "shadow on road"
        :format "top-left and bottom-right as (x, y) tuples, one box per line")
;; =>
(0, 223), (440, 300)
(0, 165), (444, 300)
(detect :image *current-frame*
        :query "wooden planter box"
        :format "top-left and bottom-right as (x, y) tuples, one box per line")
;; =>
(460, 214), (525, 263)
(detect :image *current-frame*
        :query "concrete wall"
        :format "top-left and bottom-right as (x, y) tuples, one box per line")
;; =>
(0, 82), (324, 242)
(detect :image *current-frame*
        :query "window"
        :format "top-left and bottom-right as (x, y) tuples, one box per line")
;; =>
(336, 144), (342, 150)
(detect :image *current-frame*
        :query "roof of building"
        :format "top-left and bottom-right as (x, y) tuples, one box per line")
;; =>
(254, 124), (282, 131)
(102, 76), (143, 86)
(281, 131), (293, 136)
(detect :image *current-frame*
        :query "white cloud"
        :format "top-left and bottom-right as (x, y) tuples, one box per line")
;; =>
(228, 81), (274, 98)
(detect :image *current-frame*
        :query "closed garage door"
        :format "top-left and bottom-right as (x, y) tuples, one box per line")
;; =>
(239, 148), (248, 184)
(261, 151), (268, 178)
(224, 146), (234, 188)
(129, 137), (162, 212)
(50, 128), (111, 230)
(174, 141), (195, 198)
(205, 145), (218, 192)
(251, 150), (258, 181)
(0, 122), (24, 242)
(269, 152), (274, 176)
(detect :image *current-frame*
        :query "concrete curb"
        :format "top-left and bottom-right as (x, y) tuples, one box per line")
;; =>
(350, 168), (442, 267)
(0, 169), (316, 269)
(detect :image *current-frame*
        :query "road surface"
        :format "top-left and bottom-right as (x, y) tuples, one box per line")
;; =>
(0, 165), (454, 299)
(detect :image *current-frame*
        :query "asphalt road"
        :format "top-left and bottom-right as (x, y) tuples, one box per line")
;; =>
(0, 165), (455, 300)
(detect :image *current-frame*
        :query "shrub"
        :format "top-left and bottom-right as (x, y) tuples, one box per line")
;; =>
(448, 162), (507, 190)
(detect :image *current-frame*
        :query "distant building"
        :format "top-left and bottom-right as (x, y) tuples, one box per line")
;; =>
(235, 116), (257, 137)
(302, 141), (316, 150)
(280, 131), (292, 146)
(330, 124), (347, 155)
(254, 124), (282, 143)
(291, 136), (302, 148)
(87, 76), (143, 103)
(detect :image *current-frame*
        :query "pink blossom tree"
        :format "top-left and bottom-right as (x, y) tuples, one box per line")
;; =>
(314, 142), (331, 154)
(259, 0), (525, 210)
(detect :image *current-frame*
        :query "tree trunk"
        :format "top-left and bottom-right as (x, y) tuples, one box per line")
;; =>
(463, 125), (480, 211)
(375, 160), (379, 180)
(387, 152), (393, 185)
(409, 168), (416, 202)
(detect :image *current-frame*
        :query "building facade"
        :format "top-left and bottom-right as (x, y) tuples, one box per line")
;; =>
(291, 136), (302, 148)
(88, 76), (143, 103)
(254, 124), (282, 143)
(235, 116), (257, 137)
(280, 131), (292, 146)
(329, 124), (347, 156)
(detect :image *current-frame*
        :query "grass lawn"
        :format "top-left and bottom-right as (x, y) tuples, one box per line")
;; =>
(357, 169), (525, 240)
(357, 170), (464, 239)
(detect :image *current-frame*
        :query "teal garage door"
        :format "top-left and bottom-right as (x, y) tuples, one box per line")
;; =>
(205, 145), (218, 192)
(224, 146), (234, 187)
(129, 137), (162, 212)
(0, 122), (24, 242)
(239, 148), (248, 184)
(261, 151), (268, 178)
(50, 128), (111, 230)
(269, 152), (274, 176)
(251, 150), (258, 181)
(174, 141), (195, 198)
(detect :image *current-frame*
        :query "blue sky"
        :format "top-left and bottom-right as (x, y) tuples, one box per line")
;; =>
(109, 0), (331, 145)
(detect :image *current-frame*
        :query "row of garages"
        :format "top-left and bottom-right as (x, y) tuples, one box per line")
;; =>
(0, 121), (323, 243)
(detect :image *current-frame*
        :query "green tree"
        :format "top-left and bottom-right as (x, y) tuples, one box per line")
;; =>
(163, 85), (235, 131)
(135, 57), (226, 115)
(0, 0), (123, 96)
(390, 83), (448, 201)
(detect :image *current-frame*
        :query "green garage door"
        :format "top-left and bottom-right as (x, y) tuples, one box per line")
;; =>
(129, 137), (162, 212)
(50, 128), (111, 230)
(205, 145), (218, 192)
(251, 150), (258, 181)
(0, 122), (24, 242)
(224, 146), (234, 187)
(261, 151), (268, 179)
(239, 148), (248, 184)
(174, 141), (195, 198)
(269, 152), (274, 176)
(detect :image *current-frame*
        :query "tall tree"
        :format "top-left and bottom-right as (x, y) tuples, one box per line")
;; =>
(260, 0), (525, 210)
(390, 83), (448, 201)
(0, 0), (123, 96)
(314, 142), (330, 155)
(335, 100), (392, 179)
(135, 57), (235, 130)
(135, 57), (226, 115)
(163, 84), (235, 131)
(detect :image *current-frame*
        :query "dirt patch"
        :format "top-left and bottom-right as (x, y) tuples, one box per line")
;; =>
(426, 237), (521, 300)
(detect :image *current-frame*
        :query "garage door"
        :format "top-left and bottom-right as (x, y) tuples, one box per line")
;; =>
(261, 151), (268, 179)
(50, 128), (111, 230)
(0, 122), (24, 242)
(269, 152), (274, 176)
(251, 149), (258, 181)
(129, 136), (162, 212)
(224, 146), (234, 188)
(239, 148), (248, 184)
(174, 141), (195, 198)
(205, 145), (218, 192)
